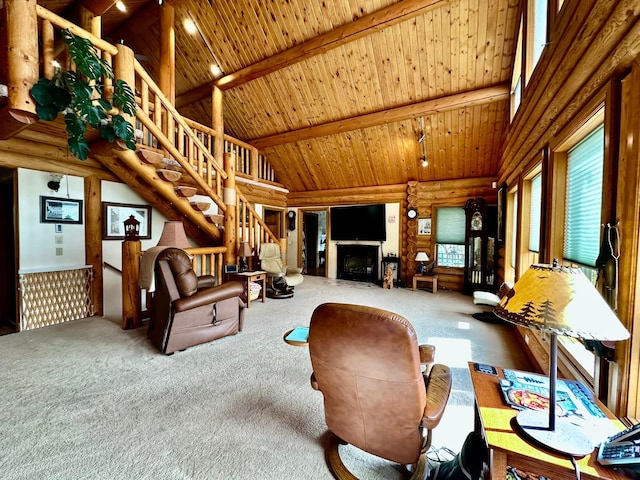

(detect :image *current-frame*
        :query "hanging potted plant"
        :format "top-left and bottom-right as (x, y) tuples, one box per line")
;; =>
(30, 29), (137, 160)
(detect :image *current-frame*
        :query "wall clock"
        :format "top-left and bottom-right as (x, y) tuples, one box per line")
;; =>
(287, 210), (296, 231)
(407, 208), (418, 219)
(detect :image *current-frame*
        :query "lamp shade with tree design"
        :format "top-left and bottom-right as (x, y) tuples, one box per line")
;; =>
(494, 261), (629, 456)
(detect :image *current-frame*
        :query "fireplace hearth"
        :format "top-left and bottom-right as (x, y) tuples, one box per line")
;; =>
(337, 245), (379, 283)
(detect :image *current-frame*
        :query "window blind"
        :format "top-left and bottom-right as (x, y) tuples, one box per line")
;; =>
(564, 125), (604, 267)
(436, 207), (465, 244)
(529, 173), (541, 252)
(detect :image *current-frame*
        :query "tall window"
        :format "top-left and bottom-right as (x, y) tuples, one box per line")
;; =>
(510, 18), (523, 120)
(527, 0), (548, 81)
(435, 207), (465, 267)
(563, 124), (604, 281)
(529, 173), (542, 253)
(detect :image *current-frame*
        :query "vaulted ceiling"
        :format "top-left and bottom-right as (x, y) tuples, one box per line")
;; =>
(38, 0), (520, 193)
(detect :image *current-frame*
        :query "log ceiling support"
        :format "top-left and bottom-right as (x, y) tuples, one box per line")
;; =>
(84, 175), (103, 317)
(251, 84), (510, 149)
(106, 2), (160, 42)
(175, 0), (450, 107)
(223, 152), (237, 266)
(159, 3), (175, 104)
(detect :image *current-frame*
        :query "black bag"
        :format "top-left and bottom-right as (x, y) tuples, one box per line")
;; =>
(430, 432), (486, 480)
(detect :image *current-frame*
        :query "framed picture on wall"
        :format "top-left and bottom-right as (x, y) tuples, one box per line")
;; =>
(102, 202), (152, 240)
(40, 196), (83, 224)
(418, 217), (431, 235)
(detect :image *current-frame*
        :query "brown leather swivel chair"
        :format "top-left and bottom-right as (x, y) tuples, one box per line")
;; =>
(309, 303), (452, 479)
(147, 248), (245, 354)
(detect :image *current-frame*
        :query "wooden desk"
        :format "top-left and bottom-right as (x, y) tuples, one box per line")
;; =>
(225, 271), (266, 307)
(469, 362), (630, 480)
(413, 274), (438, 294)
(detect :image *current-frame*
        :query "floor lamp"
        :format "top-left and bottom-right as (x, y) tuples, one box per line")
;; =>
(494, 261), (629, 456)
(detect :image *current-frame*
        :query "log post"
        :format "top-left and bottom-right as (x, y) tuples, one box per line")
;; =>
(84, 175), (103, 316)
(160, 3), (175, 145)
(113, 43), (135, 124)
(250, 147), (259, 180)
(0, 0), (39, 139)
(121, 239), (141, 329)
(223, 152), (237, 266)
(212, 85), (224, 166)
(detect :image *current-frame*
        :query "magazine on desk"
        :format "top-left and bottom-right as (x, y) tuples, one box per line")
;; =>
(499, 369), (619, 443)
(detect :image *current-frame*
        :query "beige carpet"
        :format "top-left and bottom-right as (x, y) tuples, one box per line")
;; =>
(0, 276), (532, 479)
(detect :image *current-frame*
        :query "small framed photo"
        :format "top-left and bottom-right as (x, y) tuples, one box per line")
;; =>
(40, 196), (83, 224)
(102, 202), (151, 240)
(418, 217), (431, 235)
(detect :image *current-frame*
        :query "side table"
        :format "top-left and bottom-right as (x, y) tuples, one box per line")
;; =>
(468, 362), (630, 480)
(413, 274), (438, 294)
(225, 270), (266, 307)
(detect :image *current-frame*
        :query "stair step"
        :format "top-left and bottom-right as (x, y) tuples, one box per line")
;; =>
(175, 185), (197, 197)
(206, 214), (224, 225)
(190, 201), (211, 212)
(157, 169), (182, 182)
(136, 149), (164, 164)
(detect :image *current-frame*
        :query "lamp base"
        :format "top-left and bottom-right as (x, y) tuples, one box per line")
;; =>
(514, 409), (594, 457)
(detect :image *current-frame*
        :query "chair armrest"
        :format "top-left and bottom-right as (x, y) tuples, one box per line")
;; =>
(419, 344), (436, 364)
(310, 372), (320, 391)
(421, 364), (452, 430)
(197, 275), (216, 289)
(173, 281), (244, 312)
(286, 266), (302, 275)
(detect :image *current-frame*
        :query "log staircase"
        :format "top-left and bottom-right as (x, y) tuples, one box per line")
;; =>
(1, 3), (280, 254)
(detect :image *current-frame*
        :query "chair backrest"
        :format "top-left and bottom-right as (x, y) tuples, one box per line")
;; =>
(309, 303), (427, 465)
(157, 248), (198, 298)
(259, 243), (284, 274)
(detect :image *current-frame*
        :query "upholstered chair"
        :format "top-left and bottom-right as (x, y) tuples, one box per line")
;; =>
(147, 248), (245, 354)
(258, 242), (303, 298)
(309, 303), (452, 479)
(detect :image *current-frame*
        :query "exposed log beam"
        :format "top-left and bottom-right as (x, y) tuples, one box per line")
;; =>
(175, 0), (449, 107)
(250, 84), (510, 149)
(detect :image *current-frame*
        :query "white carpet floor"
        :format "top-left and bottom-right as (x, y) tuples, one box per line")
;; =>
(0, 276), (532, 479)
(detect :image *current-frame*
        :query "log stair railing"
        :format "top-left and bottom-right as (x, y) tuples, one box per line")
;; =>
(6, 2), (282, 252)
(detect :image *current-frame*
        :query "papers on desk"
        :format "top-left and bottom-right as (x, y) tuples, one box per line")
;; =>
(500, 369), (619, 444)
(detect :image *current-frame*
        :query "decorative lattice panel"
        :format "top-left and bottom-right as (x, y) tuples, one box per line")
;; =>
(19, 267), (94, 331)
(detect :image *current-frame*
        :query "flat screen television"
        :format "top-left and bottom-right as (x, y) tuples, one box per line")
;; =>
(330, 204), (386, 241)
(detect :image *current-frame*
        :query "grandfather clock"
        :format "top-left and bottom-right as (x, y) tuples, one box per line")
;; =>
(463, 198), (496, 294)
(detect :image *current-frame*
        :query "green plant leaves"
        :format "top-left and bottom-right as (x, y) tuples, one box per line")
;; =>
(30, 28), (138, 160)
(113, 80), (136, 116)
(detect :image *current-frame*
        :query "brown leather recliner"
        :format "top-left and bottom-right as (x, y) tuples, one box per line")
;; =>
(147, 248), (245, 355)
(309, 303), (452, 479)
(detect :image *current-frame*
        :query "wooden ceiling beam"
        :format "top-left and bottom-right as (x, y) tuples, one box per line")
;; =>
(250, 84), (510, 149)
(175, 0), (449, 107)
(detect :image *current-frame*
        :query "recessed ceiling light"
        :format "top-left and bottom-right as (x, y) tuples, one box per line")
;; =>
(115, 1), (126, 12)
(210, 64), (221, 76)
(184, 18), (197, 35)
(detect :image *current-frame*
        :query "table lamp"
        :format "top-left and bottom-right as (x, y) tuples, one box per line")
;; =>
(238, 241), (252, 272)
(157, 221), (191, 249)
(415, 252), (429, 274)
(494, 261), (629, 456)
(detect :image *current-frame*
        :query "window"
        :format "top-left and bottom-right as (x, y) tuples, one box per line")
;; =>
(435, 207), (465, 267)
(563, 124), (604, 282)
(529, 173), (542, 252)
(526, 0), (548, 82)
(510, 18), (523, 120)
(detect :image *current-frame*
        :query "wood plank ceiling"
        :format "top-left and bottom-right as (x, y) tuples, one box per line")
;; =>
(37, 0), (520, 194)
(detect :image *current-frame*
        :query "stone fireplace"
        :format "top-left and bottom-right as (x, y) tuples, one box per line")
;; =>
(336, 244), (379, 283)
